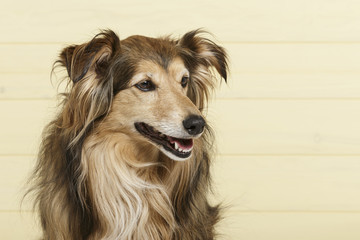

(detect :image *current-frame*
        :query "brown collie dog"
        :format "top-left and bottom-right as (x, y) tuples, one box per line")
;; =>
(28, 29), (228, 239)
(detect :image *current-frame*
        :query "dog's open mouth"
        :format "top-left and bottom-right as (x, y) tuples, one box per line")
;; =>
(135, 122), (193, 159)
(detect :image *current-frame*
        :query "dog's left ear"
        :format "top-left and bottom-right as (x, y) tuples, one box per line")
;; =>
(178, 30), (228, 110)
(178, 30), (228, 82)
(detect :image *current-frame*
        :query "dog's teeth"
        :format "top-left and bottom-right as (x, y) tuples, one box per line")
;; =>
(183, 147), (192, 153)
(173, 142), (192, 153)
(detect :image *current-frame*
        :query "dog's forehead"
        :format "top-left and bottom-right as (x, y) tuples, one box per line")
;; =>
(130, 58), (188, 85)
(121, 35), (179, 68)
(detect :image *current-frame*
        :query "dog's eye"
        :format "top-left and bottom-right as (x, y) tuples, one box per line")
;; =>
(135, 80), (156, 92)
(181, 76), (189, 88)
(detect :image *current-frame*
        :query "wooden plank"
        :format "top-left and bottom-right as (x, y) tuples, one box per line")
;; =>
(209, 99), (360, 155)
(212, 156), (360, 212)
(0, 44), (59, 73)
(1, 0), (360, 42)
(0, 211), (41, 240)
(228, 43), (360, 74)
(218, 211), (360, 240)
(0, 156), (35, 211)
(1, 44), (359, 74)
(1, 99), (360, 155)
(0, 73), (57, 99)
(2, 211), (360, 240)
(4, 155), (360, 212)
(0, 100), (55, 155)
(218, 72), (360, 99)
(3, 72), (360, 100)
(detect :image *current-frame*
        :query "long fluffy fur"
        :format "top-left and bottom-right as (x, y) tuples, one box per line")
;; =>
(27, 29), (228, 240)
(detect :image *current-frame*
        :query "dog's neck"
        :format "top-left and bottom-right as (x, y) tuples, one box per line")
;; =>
(82, 131), (182, 239)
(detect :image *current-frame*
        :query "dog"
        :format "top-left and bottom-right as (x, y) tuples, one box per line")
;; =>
(28, 29), (228, 240)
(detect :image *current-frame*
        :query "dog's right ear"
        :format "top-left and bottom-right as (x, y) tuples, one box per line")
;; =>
(59, 30), (120, 83)
(56, 30), (121, 145)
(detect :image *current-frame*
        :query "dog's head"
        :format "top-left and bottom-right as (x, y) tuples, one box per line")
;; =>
(58, 30), (228, 161)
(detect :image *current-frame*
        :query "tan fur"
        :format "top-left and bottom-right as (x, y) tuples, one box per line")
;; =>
(26, 29), (228, 240)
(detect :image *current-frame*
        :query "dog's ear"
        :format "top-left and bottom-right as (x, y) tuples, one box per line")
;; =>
(56, 30), (120, 144)
(178, 30), (228, 110)
(179, 30), (228, 81)
(59, 30), (120, 83)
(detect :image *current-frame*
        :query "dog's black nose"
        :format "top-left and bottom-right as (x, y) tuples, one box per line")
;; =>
(183, 115), (206, 136)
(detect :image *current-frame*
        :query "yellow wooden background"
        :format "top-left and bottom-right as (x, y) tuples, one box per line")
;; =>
(1, 0), (360, 239)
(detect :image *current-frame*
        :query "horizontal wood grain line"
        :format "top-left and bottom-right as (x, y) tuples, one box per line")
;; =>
(217, 153), (360, 157)
(3, 41), (360, 45)
(0, 154), (36, 158)
(3, 98), (360, 101)
(228, 210), (360, 214)
(0, 71), (49, 74)
(1, 42), (360, 46)
(3, 210), (360, 214)
(3, 153), (360, 158)
(224, 41), (360, 45)
(215, 98), (360, 101)
(0, 210), (34, 213)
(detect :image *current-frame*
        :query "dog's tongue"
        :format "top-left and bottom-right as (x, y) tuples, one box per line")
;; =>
(168, 137), (193, 150)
